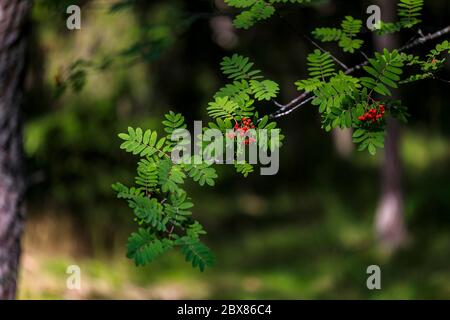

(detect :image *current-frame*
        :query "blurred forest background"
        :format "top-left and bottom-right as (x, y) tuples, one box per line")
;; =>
(18, 0), (450, 299)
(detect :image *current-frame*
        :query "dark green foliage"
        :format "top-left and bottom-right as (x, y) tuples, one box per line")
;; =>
(178, 237), (215, 272)
(312, 72), (360, 114)
(373, 0), (423, 34)
(307, 50), (336, 80)
(113, 113), (217, 271)
(126, 229), (172, 266)
(209, 55), (283, 176)
(233, 1), (276, 29)
(183, 163), (218, 187)
(196, 2), (439, 157)
(220, 54), (263, 80)
(352, 128), (385, 155)
(130, 196), (167, 231)
(212, 55), (281, 122)
(250, 80), (280, 100)
(374, 22), (403, 36)
(215, 80), (252, 106)
(119, 127), (168, 158)
(296, 50), (336, 92)
(400, 40), (450, 84)
(313, 16), (364, 53)
(207, 96), (240, 119)
(361, 49), (404, 96)
(398, 0), (424, 28)
(341, 16), (362, 38)
(304, 48), (407, 154)
(115, 55), (284, 269)
(135, 159), (158, 190)
(225, 0), (316, 29)
(162, 111), (187, 136)
(312, 28), (342, 42)
(113, 0), (447, 273)
(235, 163), (255, 177)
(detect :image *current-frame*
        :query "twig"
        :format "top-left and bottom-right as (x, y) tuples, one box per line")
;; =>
(270, 96), (314, 119)
(360, 51), (370, 62)
(399, 25), (450, 51)
(168, 224), (175, 238)
(434, 76), (450, 84)
(277, 12), (349, 70)
(268, 25), (450, 119)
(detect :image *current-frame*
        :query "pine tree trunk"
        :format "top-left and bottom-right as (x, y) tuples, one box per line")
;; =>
(0, 0), (30, 299)
(373, 0), (407, 251)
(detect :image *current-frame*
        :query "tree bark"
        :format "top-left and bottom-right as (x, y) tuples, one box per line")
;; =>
(373, 0), (407, 251)
(0, 0), (30, 299)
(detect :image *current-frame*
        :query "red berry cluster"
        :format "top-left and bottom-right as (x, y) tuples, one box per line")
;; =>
(227, 117), (257, 145)
(358, 105), (385, 123)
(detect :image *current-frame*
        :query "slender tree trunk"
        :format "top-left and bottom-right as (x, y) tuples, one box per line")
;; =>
(0, 0), (30, 299)
(332, 128), (353, 158)
(373, 0), (407, 251)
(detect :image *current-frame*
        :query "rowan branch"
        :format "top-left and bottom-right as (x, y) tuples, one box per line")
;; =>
(269, 25), (450, 119)
(400, 25), (450, 51)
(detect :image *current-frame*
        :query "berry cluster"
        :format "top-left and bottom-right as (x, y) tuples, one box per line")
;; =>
(358, 105), (385, 123)
(228, 117), (257, 145)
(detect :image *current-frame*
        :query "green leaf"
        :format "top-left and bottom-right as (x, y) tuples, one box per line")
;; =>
(398, 0), (424, 28)
(207, 96), (240, 119)
(312, 27), (342, 42)
(250, 79), (280, 100)
(183, 162), (218, 187)
(235, 162), (254, 177)
(220, 54), (262, 80)
(179, 237), (215, 272)
(119, 127), (168, 158)
(127, 229), (172, 266)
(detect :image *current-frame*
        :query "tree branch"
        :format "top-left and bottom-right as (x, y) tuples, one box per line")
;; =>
(400, 25), (450, 51)
(269, 25), (450, 119)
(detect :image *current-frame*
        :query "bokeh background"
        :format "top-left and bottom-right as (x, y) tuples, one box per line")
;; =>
(18, 0), (450, 299)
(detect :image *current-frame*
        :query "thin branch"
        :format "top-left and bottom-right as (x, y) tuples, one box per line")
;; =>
(277, 12), (349, 70)
(402, 28), (423, 48)
(417, 28), (425, 38)
(399, 25), (450, 51)
(360, 51), (370, 62)
(269, 25), (450, 119)
(344, 60), (369, 75)
(434, 76), (450, 84)
(270, 96), (314, 119)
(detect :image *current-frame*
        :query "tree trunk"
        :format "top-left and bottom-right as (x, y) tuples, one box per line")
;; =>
(331, 128), (353, 158)
(373, 0), (407, 251)
(0, 0), (30, 299)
